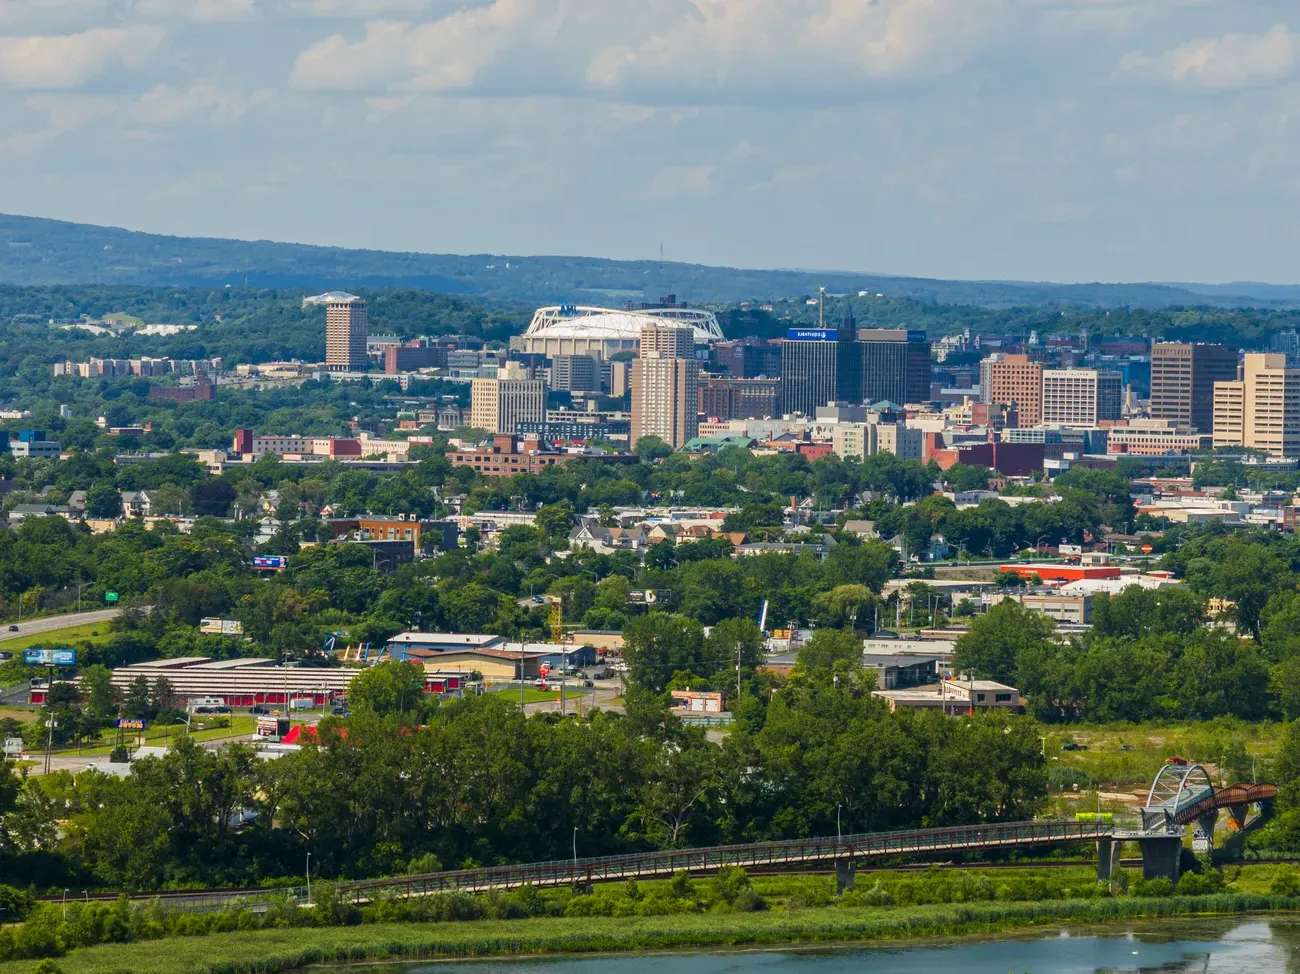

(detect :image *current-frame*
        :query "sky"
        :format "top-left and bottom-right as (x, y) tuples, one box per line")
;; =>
(1, 0), (1299, 284)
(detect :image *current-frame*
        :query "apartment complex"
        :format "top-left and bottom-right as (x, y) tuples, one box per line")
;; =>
(1213, 353), (1300, 457)
(325, 296), (369, 372)
(1041, 369), (1123, 425)
(550, 354), (600, 393)
(983, 354), (1043, 427)
(832, 421), (924, 460)
(699, 377), (780, 421)
(470, 363), (546, 434)
(631, 323), (699, 449)
(1150, 342), (1237, 432)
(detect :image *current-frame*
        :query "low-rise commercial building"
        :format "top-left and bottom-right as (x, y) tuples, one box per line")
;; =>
(873, 679), (1020, 714)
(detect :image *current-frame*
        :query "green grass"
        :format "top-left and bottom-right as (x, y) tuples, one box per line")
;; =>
(492, 688), (591, 704)
(5, 893), (1297, 974)
(0, 622), (116, 649)
(57, 717), (259, 756)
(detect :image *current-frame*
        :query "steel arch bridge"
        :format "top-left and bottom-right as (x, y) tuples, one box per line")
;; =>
(1142, 762), (1277, 833)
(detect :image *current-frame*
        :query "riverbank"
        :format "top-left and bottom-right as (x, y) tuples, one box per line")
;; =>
(6, 893), (1298, 974)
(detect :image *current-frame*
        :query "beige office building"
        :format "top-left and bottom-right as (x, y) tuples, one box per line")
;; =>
(1213, 353), (1300, 457)
(631, 323), (698, 449)
(326, 296), (369, 372)
(471, 363), (545, 434)
(983, 354), (1043, 427)
(832, 422), (923, 460)
(1041, 369), (1123, 426)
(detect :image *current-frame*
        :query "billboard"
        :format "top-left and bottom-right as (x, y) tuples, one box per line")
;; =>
(252, 555), (288, 571)
(199, 618), (245, 635)
(786, 328), (838, 342)
(116, 718), (146, 730)
(1059, 544), (1083, 556)
(24, 649), (76, 666)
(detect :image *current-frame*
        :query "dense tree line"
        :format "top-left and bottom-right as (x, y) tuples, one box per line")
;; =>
(0, 669), (1047, 892)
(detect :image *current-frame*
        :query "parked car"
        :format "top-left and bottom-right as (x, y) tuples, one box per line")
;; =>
(1060, 742), (1088, 752)
(213, 706), (231, 714)
(582, 680), (594, 688)
(331, 706), (351, 717)
(1168, 756), (1189, 766)
(1120, 744), (1136, 752)
(250, 705), (270, 715)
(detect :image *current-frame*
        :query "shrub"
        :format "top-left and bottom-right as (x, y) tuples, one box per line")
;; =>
(708, 867), (752, 906)
(1269, 870), (1300, 897)
(730, 887), (767, 912)
(1176, 870), (1225, 896)
(668, 870), (695, 900)
(1048, 766), (1097, 790)
(623, 879), (643, 902)
(1131, 877), (1174, 897)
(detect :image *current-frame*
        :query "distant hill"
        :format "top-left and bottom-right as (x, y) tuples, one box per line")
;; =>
(1, 212), (1294, 309)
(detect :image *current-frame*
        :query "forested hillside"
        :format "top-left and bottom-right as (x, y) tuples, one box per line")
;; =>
(4, 213), (1296, 308)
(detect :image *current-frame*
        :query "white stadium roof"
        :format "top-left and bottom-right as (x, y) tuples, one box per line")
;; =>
(524, 305), (724, 344)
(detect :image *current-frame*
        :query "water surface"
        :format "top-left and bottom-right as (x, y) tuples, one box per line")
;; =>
(334, 917), (1300, 973)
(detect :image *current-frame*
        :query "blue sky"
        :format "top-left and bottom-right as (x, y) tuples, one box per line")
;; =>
(1, 1), (1298, 284)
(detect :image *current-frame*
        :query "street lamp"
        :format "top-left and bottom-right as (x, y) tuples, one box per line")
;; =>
(306, 851), (312, 906)
(572, 828), (579, 880)
(62, 889), (69, 920)
(837, 805), (842, 842)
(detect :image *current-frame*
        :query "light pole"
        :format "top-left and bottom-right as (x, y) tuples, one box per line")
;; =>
(837, 805), (842, 842)
(306, 851), (312, 906)
(572, 827), (579, 879)
(62, 888), (68, 920)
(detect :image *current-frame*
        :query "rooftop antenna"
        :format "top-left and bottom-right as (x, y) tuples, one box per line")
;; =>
(819, 286), (826, 330)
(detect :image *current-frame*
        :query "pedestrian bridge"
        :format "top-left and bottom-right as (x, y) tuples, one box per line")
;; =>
(1142, 762), (1277, 833)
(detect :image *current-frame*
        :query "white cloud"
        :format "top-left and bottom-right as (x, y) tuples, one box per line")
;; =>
(133, 82), (269, 124)
(0, 25), (165, 89)
(131, 0), (259, 20)
(647, 164), (717, 200)
(291, 0), (1012, 101)
(1119, 23), (1299, 90)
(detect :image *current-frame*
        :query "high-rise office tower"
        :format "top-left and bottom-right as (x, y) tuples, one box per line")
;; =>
(1041, 369), (1123, 425)
(325, 296), (369, 372)
(1150, 342), (1238, 433)
(780, 325), (863, 416)
(1213, 352), (1300, 457)
(631, 323), (698, 449)
(983, 354), (1044, 427)
(857, 329), (930, 405)
(470, 362), (545, 434)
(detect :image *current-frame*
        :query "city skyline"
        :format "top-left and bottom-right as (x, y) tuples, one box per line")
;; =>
(3, 3), (1300, 284)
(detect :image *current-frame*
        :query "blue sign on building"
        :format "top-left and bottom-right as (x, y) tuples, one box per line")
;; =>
(907, 330), (927, 343)
(786, 328), (838, 341)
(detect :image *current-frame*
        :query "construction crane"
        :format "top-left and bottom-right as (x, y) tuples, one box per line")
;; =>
(550, 598), (567, 716)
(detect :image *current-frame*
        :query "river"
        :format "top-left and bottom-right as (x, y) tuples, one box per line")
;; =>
(330, 917), (1300, 973)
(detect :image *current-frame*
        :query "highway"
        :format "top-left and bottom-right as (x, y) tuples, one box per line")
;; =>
(0, 608), (121, 644)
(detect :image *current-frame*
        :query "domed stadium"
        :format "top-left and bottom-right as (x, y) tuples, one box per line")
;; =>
(512, 304), (724, 358)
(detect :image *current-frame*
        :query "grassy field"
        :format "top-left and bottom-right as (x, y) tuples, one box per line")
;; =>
(1039, 720), (1287, 819)
(492, 688), (591, 704)
(49, 716), (260, 757)
(4, 893), (1297, 974)
(0, 621), (116, 649)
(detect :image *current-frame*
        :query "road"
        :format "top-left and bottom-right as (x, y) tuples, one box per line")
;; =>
(0, 608), (121, 644)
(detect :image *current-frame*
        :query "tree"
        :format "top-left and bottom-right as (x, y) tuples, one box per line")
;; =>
(121, 675), (154, 720)
(811, 584), (877, 629)
(794, 628), (866, 685)
(953, 600), (1057, 684)
(85, 482), (122, 519)
(348, 660), (428, 716)
(1091, 586), (1204, 641)
(633, 435), (672, 461)
(703, 618), (765, 697)
(81, 664), (116, 719)
(535, 503), (575, 543)
(622, 614), (706, 695)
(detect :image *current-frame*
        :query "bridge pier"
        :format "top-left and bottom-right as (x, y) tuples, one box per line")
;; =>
(1096, 839), (1122, 881)
(1136, 834), (1183, 883)
(834, 860), (857, 895)
(1229, 804), (1249, 830)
